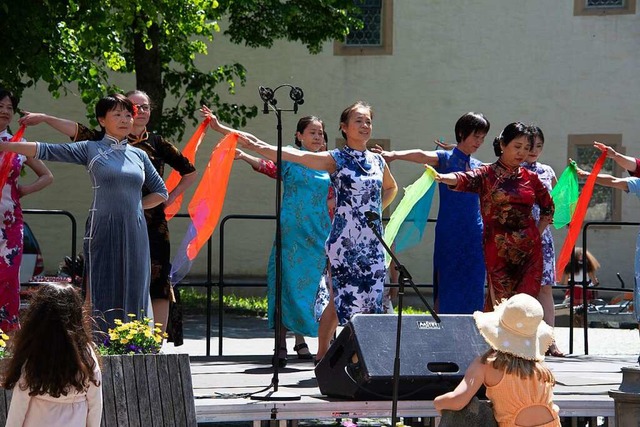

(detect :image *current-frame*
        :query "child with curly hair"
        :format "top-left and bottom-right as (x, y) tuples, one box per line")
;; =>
(3, 283), (102, 426)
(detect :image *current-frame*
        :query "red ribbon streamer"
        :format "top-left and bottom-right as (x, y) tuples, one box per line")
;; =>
(186, 132), (238, 260)
(555, 151), (608, 279)
(0, 125), (27, 192)
(164, 117), (211, 221)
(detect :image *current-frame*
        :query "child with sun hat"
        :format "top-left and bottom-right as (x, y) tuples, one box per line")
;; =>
(434, 293), (560, 427)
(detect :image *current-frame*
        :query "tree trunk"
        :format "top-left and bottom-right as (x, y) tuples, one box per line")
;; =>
(133, 22), (164, 132)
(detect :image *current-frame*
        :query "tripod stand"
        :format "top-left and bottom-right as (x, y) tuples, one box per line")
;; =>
(364, 211), (441, 425)
(250, 84), (304, 401)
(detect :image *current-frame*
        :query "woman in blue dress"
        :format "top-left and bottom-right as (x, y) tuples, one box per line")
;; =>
(235, 101), (398, 363)
(212, 115), (332, 366)
(0, 94), (168, 330)
(373, 112), (490, 314)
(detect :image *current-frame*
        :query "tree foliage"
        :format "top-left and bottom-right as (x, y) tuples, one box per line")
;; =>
(0, 0), (362, 140)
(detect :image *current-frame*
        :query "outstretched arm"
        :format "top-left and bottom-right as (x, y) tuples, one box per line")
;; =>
(594, 141), (637, 173)
(19, 112), (78, 138)
(434, 171), (459, 187)
(237, 134), (336, 172)
(371, 144), (439, 167)
(575, 165), (629, 191)
(0, 141), (37, 157)
(236, 149), (277, 179)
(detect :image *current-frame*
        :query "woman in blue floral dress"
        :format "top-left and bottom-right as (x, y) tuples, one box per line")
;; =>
(235, 101), (398, 362)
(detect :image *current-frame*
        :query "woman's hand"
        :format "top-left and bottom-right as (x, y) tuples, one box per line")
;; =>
(434, 138), (456, 150)
(593, 141), (616, 159)
(369, 144), (386, 154)
(434, 170), (458, 186)
(18, 112), (48, 127)
(571, 159), (591, 179)
(234, 149), (246, 160)
(200, 105), (222, 132)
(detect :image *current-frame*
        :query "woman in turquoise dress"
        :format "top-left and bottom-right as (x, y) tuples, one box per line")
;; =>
(234, 101), (398, 363)
(0, 94), (168, 330)
(227, 116), (332, 365)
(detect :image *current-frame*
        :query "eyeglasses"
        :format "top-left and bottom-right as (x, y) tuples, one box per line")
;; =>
(135, 104), (152, 112)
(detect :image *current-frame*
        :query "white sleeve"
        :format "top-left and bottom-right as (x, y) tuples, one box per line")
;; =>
(86, 351), (103, 427)
(5, 380), (32, 427)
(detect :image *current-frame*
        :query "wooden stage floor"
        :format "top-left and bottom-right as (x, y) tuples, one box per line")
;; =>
(189, 353), (636, 425)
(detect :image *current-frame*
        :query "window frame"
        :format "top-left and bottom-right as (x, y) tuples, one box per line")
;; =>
(574, 0), (636, 16)
(334, 0), (393, 56)
(567, 134), (624, 223)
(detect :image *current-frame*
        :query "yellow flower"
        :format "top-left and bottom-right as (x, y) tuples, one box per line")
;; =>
(120, 338), (129, 344)
(1, 333), (9, 340)
(0, 339), (5, 347)
(127, 313), (136, 318)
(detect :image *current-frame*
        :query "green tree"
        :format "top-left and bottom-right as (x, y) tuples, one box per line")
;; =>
(0, 0), (361, 140)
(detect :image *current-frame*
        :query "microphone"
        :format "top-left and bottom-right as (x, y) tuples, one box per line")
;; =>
(364, 210), (379, 228)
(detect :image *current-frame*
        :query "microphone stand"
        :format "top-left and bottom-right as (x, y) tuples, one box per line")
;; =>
(365, 212), (440, 426)
(251, 85), (304, 402)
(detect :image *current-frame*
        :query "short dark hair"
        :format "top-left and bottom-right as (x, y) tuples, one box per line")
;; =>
(95, 93), (135, 124)
(0, 88), (19, 111)
(294, 116), (324, 147)
(454, 112), (490, 143)
(339, 101), (372, 139)
(492, 122), (533, 157)
(529, 125), (545, 144)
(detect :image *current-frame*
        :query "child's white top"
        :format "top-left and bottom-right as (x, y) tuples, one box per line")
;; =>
(5, 347), (102, 427)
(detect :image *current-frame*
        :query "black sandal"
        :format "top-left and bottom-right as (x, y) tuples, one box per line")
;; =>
(293, 342), (314, 360)
(271, 346), (288, 368)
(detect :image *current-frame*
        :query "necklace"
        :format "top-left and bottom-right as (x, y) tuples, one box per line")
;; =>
(343, 147), (375, 175)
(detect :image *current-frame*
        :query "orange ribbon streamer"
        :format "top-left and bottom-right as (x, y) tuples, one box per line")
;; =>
(186, 132), (238, 260)
(0, 125), (27, 192)
(164, 117), (211, 220)
(555, 151), (608, 279)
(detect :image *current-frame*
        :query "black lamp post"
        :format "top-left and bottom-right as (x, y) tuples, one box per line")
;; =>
(251, 84), (304, 401)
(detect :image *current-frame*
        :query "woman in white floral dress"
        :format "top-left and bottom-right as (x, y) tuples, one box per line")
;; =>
(522, 125), (562, 356)
(236, 101), (398, 362)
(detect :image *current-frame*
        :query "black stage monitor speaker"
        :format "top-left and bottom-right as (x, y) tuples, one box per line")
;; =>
(315, 314), (489, 400)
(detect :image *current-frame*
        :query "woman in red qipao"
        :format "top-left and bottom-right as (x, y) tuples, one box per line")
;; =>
(435, 122), (554, 311)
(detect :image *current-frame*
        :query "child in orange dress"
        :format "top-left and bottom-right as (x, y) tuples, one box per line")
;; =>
(434, 294), (560, 427)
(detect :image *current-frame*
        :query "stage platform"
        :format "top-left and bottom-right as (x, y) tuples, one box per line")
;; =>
(164, 315), (640, 425)
(190, 354), (634, 425)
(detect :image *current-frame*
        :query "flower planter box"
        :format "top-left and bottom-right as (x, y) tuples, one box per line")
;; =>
(0, 353), (196, 427)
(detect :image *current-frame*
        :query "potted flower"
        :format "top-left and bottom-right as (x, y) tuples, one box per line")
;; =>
(98, 313), (166, 355)
(97, 314), (197, 426)
(0, 328), (9, 359)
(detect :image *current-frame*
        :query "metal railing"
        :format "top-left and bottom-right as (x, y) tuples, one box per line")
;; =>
(22, 209), (78, 282)
(570, 220), (640, 355)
